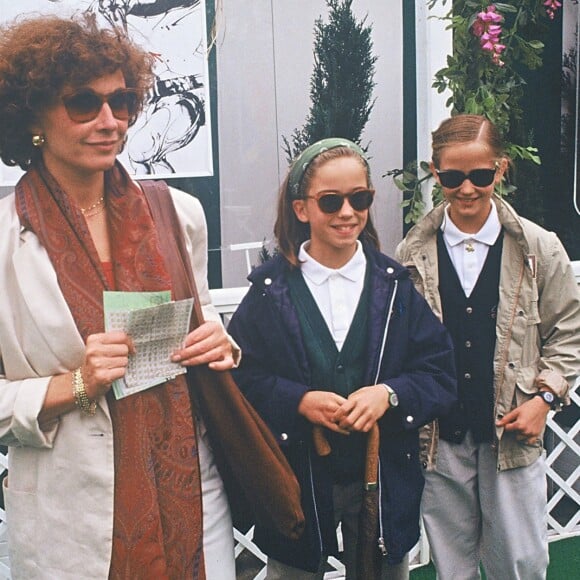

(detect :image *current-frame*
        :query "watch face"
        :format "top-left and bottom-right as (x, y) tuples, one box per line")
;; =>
(543, 391), (555, 404)
(390, 392), (399, 407)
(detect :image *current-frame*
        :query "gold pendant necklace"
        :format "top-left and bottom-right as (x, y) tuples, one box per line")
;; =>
(80, 196), (105, 215)
(82, 204), (106, 219)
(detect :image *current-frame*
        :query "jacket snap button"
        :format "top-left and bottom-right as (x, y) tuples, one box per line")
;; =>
(508, 362), (515, 369)
(466, 307), (473, 314)
(465, 340), (472, 348)
(386, 267), (394, 274)
(406, 415), (414, 423)
(264, 278), (272, 286)
(464, 372), (471, 380)
(280, 433), (288, 441)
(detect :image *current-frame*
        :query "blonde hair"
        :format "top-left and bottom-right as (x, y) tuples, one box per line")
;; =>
(431, 115), (505, 168)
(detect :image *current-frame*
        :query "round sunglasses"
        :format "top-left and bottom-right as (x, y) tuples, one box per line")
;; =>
(61, 88), (139, 123)
(305, 189), (375, 214)
(436, 168), (497, 189)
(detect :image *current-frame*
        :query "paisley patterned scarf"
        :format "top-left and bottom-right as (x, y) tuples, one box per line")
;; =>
(15, 161), (205, 579)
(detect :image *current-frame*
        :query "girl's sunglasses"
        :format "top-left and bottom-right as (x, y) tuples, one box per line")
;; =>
(61, 88), (138, 123)
(306, 189), (375, 214)
(436, 168), (496, 189)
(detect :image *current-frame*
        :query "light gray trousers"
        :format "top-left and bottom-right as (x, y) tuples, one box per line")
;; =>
(421, 431), (548, 580)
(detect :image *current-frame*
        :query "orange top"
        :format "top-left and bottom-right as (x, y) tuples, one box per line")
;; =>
(101, 261), (115, 289)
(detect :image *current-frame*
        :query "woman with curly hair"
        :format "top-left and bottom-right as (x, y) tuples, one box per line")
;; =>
(0, 14), (237, 579)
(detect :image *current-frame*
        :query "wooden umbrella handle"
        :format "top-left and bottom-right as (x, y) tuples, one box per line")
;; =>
(364, 423), (380, 489)
(312, 426), (332, 456)
(313, 423), (380, 487)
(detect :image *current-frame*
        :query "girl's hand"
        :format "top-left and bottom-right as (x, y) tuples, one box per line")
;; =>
(171, 321), (236, 371)
(298, 391), (350, 434)
(496, 396), (550, 445)
(82, 331), (135, 399)
(332, 385), (389, 433)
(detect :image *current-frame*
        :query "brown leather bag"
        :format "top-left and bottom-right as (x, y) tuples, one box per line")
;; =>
(141, 180), (305, 540)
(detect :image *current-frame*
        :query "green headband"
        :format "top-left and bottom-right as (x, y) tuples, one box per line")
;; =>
(287, 138), (368, 200)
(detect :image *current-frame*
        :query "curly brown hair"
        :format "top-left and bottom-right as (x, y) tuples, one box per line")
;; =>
(0, 13), (156, 170)
(274, 146), (380, 267)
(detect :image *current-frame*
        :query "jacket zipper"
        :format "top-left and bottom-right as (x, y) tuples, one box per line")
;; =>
(307, 447), (324, 557)
(373, 279), (399, 556)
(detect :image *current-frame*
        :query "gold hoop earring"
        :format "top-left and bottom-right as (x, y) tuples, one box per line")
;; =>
(32, 135), (45, 147)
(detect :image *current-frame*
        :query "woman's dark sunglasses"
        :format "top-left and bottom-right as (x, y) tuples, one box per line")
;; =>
(436, 168), (496, 189)
(61, 88), (138, 123)
(306, 189), (375, 214)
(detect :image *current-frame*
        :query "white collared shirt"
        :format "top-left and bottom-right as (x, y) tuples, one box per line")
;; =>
(441, 202), (502, 297)
(298, 241), (366, 350)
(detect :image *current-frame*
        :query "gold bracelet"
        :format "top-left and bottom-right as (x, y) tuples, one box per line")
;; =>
(72, 368), (97, 416)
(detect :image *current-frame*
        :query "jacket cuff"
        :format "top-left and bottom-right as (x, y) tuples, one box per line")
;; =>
(535, 370), (570, 405)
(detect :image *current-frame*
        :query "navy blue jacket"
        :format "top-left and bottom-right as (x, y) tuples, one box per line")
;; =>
(228, 244), (456, 571)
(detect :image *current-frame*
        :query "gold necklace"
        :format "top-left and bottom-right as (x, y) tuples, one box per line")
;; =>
(80, 196), (105, 215)
(82, 204), (106, 219)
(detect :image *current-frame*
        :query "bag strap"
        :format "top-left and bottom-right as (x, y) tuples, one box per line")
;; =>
(138, 179), (306, 539)
(139, 180), (203, 328)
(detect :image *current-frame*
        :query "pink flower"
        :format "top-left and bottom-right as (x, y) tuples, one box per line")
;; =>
(471, 5), (505, 66)
(477, 6), (503, 23)
(492, 53), (505, 67)
(472, 20), (485, 36)
(544, 0), (562, 20)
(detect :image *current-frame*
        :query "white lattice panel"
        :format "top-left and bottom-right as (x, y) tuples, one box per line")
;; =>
(545, 384), (580, 540)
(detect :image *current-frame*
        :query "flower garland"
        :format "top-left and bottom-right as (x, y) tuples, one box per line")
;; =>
(389, 0), (566, 224)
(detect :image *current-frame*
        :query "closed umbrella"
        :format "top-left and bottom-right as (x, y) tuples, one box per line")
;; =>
(313, 424), (383, 578)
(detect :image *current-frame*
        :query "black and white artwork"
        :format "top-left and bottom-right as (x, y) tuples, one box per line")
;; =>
(0, 0), (213, 184)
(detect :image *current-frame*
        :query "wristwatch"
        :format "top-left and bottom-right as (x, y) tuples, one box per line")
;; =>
(534, 390), (558, 410)
(382, 384), (399, 408)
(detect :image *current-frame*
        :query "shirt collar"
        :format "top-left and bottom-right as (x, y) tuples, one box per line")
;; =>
(441, 201), (501, 247)
(298, 240), (366, 285)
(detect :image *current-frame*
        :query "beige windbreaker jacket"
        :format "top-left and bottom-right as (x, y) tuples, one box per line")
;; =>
(396, 195), (580, 471)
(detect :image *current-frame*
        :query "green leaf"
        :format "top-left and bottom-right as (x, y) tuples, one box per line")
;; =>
(393, 178), (408, 191)
(493, 3), (518, 13)
(527, 40), (544, 50)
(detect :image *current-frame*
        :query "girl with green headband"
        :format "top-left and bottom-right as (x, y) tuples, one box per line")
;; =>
(228, 138), (457, 578)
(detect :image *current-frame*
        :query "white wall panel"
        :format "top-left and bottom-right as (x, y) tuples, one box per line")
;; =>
(217, 1), (404, 287)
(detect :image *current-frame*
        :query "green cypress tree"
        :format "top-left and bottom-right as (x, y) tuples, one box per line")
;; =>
(283, 0), (377, 162)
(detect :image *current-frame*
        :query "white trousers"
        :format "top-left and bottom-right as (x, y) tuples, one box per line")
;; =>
(421, 432), (548, 580)
(197, 421), (236, 580)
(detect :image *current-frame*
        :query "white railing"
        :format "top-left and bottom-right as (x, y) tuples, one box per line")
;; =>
(545, 260), (580, 542)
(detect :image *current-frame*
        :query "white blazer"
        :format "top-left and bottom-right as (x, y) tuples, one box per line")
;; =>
(0, 186), (222, 579)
